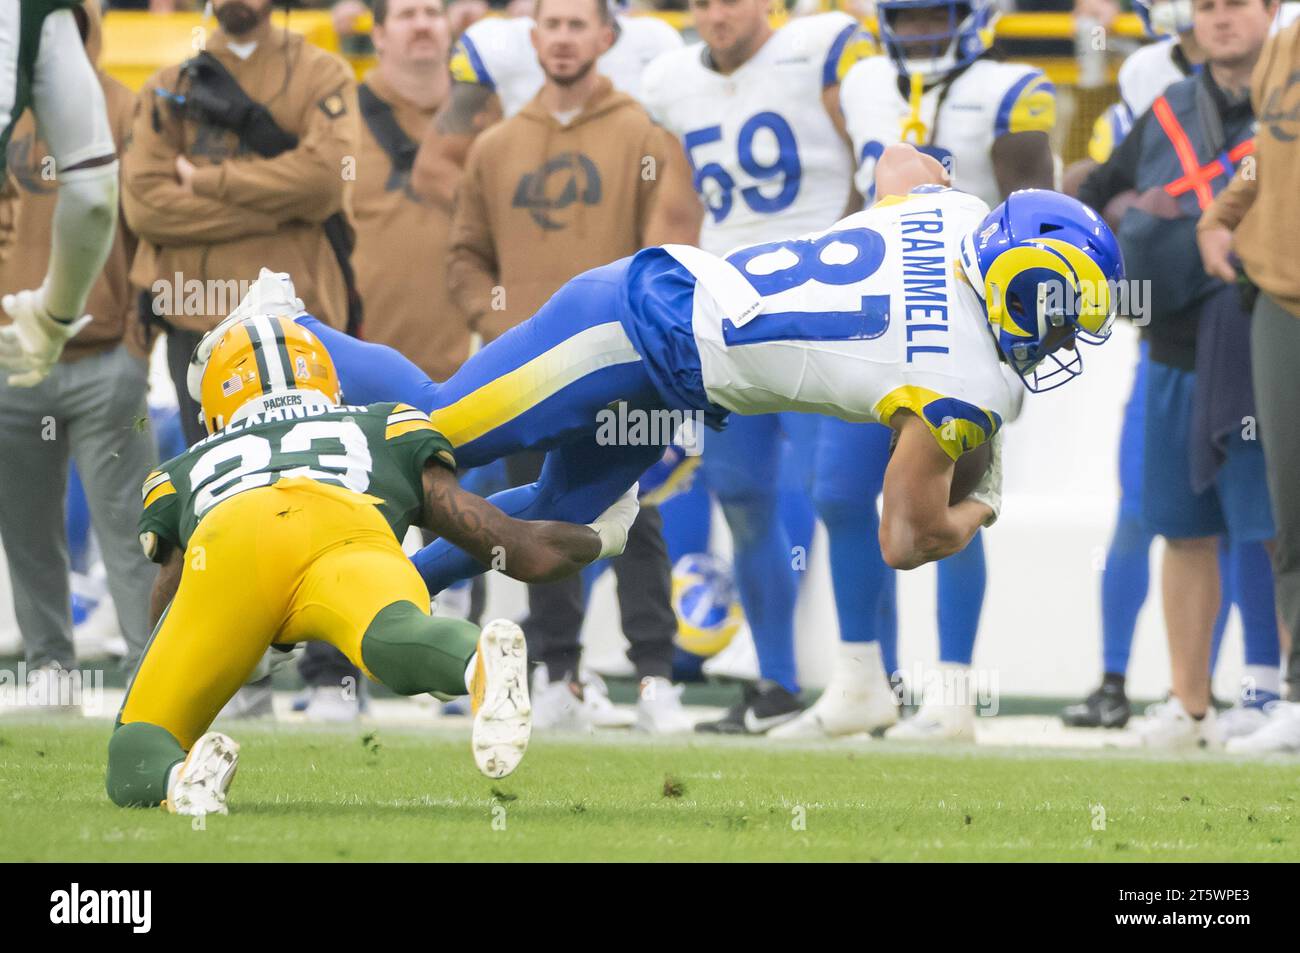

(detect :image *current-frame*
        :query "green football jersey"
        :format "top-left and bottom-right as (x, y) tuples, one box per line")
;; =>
(0, 0), (83, 175)
(139, 401), (456, 561)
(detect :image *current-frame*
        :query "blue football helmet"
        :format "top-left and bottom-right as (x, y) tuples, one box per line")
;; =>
(875, 0), (999, 84)
(1132, 0), (1194, 38)
(959, 189), (1125, 393)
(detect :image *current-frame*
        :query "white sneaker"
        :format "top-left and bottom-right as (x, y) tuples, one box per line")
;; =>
(301, 685), (361, 723)
(530, 676), (592, 728)
(165, 731), (240, 817)
(1217, 702), (1274, 741)
(1135, 696), (1219, 750)
(531, 671), (593, 732)
(1226, 701), (1300, 754)
(469, 620), (532, 779)
(24, 663), (83, 714)
(884, 700), (976, 741)
(636, 677), (693, 733)
(580, 671), (636, 729)
(770, 642), (899, 739)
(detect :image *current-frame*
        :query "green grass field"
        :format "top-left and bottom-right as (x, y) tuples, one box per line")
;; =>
(2, 720), (1297, 861)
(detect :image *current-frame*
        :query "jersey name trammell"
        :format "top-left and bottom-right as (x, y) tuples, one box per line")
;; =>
(899, 206), (950, 362)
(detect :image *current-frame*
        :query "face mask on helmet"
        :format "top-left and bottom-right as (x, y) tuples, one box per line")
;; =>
(876, 0), (997, 84)
(198, 315), (341, 434)
(1132, 0), (1193, 38)
(961, 189), (1125, 393)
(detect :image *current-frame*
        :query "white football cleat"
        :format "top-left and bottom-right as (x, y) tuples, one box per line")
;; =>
(884, 700), (976, 742)
(165, 731), (240, 817)
(770, 642), (898, 739)
(1135, 696), (1219, 750)
(635, 676), (693, 734)
(301, 685), (361, 723)
(1226, 701), (1300, 754)
(470, 620), (532, 779)
(883, 662), (978, 742)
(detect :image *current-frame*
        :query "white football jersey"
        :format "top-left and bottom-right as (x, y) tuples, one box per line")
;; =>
(640, 12), (873, 255)
(449, 13), (684, 116)
(667, 187), (1016, 458)
(1117, 38), (1187, 120)
(840, 56), (1056, 208)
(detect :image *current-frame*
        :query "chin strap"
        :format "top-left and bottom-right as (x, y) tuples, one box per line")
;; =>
(900, 71), (929, 145)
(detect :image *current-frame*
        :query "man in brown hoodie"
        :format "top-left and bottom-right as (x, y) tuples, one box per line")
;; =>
(447, 0), (691, 733)
(122, 0), (361, 444)
(447, 0), (682, 341)
(0, 0), (157, 685)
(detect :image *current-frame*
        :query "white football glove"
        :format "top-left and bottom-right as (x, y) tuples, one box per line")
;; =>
(0, 285), (92, 387)
(186, 268), (307, 402)
(967, 429), (1003, 528)
(587, 483), (641, 559)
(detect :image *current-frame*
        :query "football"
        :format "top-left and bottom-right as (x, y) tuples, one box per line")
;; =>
(887, 429), (991, 504)
(950, 440), (993, 505)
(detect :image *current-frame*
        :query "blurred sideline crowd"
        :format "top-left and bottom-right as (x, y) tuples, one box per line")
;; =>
(4, 0), (1300, 754)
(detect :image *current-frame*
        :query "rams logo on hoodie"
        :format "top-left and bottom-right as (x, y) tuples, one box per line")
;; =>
(511, 152), (602, 231)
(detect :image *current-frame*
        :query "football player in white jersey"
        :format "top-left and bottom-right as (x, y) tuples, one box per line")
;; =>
(0, 0), (119, 387)
(448, 2), (683, 117)
(636, 0), (876, 733)
(841, 0), (1056, 206)
(411, 3), (693, 245)
(771, 0), (1057, 743)
(282, 147), (1125, 731)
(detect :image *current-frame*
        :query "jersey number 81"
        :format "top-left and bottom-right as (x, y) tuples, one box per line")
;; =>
(723, 227), (891, 346)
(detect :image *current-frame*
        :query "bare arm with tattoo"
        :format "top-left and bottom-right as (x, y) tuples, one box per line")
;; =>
(421, 463), (601, 583)
(410, 83), (503, 208)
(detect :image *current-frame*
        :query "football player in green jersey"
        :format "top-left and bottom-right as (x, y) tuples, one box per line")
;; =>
(107, 280), (640, 816)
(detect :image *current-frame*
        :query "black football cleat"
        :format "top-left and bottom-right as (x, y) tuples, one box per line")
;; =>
(1061, 681), (1131, 729)
(695, 679), (803, 735)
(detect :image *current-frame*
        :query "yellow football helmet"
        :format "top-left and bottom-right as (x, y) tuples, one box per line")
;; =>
(199, 315), (341, 434)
